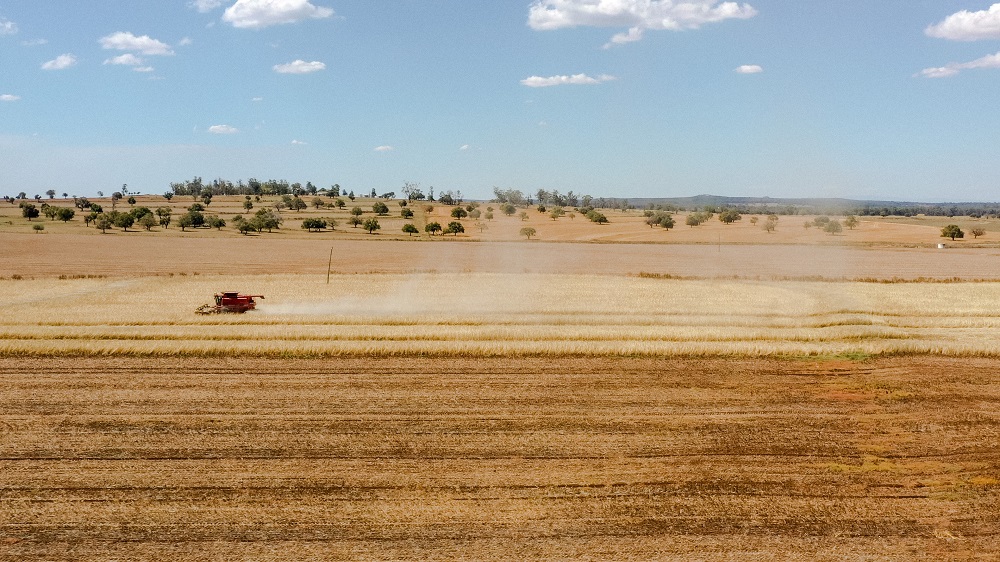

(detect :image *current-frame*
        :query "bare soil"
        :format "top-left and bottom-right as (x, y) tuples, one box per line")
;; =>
(6, 233), (1000, 280)
(1, 356), (998, 560)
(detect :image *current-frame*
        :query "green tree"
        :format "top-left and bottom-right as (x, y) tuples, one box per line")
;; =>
(502, 203), (516, 216)
(177, 213), (194, 231)
(823, 220), (843, 235)
(156, 207), (172, 228)
(402, 223), (419, 236)
(763, 217), (777, 233)
(719, 210), (742, 224)
(485, 211), (494, 221)
(373, 201), (389, 215)
(686, 214), (702, 227)
(207, 216), (226, 230)
(163, 192), (174, 201)
(33, 223), (45, 233)
(112, 212), (135, 231)
(127, 196), (136, 206)
(444, 221), (465, 236)
(56, 207), (75, 222)
(351, 206), (364, 217)
(243, 200), (254, 211)
(45, 189), (56, 199)
(95, 213), (113, 233)
(349, 216), (363, 228)
(138, 213), (157, 231)
(312, 197), (324, 209)
(425, 221), (442, 235)
(844, 215), (859, 230)
(941, 224), (964, 240)
(519, 211), (528, 221)
(363, 217), (381, 234)
(401, 207), (414, 219)
(21, 204), (39, 221)
(301, 218), (327, 232)
(290, 197), (307, 212)
(520, 227), (537, 240)
(450, 207), (468, 220)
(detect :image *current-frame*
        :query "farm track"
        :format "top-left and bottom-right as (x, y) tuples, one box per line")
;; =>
(1, 356), (998, 560)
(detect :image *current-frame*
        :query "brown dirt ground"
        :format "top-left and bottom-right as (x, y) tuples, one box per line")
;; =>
(6, 232), (1000, 280)
(1, 356), (997, 560)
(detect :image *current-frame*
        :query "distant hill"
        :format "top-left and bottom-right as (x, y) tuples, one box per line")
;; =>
(624, 195), (1000, 214)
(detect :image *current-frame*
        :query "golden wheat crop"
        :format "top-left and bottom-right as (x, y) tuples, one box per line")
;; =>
(2, 273), (999, 357)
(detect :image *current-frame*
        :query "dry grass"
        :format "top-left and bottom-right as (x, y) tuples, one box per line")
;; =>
(3, 273), (1000, 357)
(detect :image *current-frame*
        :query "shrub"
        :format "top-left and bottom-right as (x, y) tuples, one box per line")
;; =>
(33, 223), (44, 233)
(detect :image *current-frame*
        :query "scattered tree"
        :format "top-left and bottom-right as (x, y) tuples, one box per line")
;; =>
(373, 201), (390, 215)
(763, 217), (777, 233)
(451, 207), (468, 220)
(55, 207), (75, 222)
(138, 213), (157, 231)
(401, 207), (414, 219)
(207, 216), (226, 230)
(95, 213), (113, 233)
(823, 220), (843, 235)
(844, 215), (859, 230)
(349, 216), (363, 228)
(425, 221), (442, 235)
(21, 204), (39, 221)
(971, 227), (986, 239)
(520, 227), (537, 240)
(45, 189), (56, 199)
(127, 196), (136, 206)
(363, 217), (381, 234)
(402, 223), (419, 236)
(33, 223), (45, 233)
(301, 218), (328, 232)
(719, 210), (742, 224)
(519, 211), (528, 221)
(941, 224), (964, 240)
(444, 221), (465, 236)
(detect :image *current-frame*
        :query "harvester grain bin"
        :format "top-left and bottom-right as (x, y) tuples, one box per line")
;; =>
(195, 292), (265, 314)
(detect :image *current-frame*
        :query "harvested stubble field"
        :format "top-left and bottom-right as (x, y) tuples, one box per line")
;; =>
(1, 356), (998, 560)
(3, 243), (1000, 558)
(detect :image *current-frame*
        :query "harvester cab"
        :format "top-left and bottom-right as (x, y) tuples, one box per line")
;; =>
(196, 292), (265, 314)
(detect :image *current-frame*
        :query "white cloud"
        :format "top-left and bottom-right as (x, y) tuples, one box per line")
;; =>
(21, 38), (47, 46)
(459, 144), (470, 151)
(529, 0), (757, 46)
(918, 51), (1000, 78)
(735, 64), (763, 74)
(189, 0), (225, 12)
(520, 73), (616, 87)
(252, 97), (264, 102)
(0, 19), (17, 35)
(208, 124), (239, 134)
(41, 54), (77, 70)
(179, 37), (193, 46)
(99, 32), (173, 55)
(134, 66), (155, 73)
(1, 94), (20, 102)
(603, 26), (643, 49)
(374, 145), (394, 152)
(103, 53), (144, 66)
(926, 4), (1000, 41)
(291, 139), (307, 145)
(223, 0), (334, 29)
(273, 59), (325, 74)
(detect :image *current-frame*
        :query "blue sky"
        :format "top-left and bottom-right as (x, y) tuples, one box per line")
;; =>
(2, 0), (1000, 201)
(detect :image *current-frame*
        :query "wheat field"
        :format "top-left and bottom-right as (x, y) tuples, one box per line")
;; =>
(3, 273), (1000, 357)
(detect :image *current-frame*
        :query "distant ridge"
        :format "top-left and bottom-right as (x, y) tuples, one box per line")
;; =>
(625, 194), (1000, 211)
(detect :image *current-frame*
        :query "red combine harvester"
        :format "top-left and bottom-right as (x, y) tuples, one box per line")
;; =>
(195, 292), (265, 314)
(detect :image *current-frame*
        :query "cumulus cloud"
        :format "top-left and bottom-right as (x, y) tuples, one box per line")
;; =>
(918, 51), (1000, 78)
(189, 0), (225, 12)
(179, 37), (193, 46)
(1, 94), (20, 102)
(374, 145), (394, 152)
(603, 26), (644, 49)
(103, 53), (144, 66)
(0, 19), (16, 35)
(291, 139), (307, 145)
(520, 73), (617, 87)
(273, 59), (326, 73)
(252, 96), (264, 102)
(529, 0), (757, 46)
(926, 4), (1000, 41)
(208, 124), (239, 134)
(223, 0), (334, 29)
(99, 32), (173, 55)
(459, 144), (470, 151)
(41, 54), (77, 70)
(735, 64), (763, 74)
